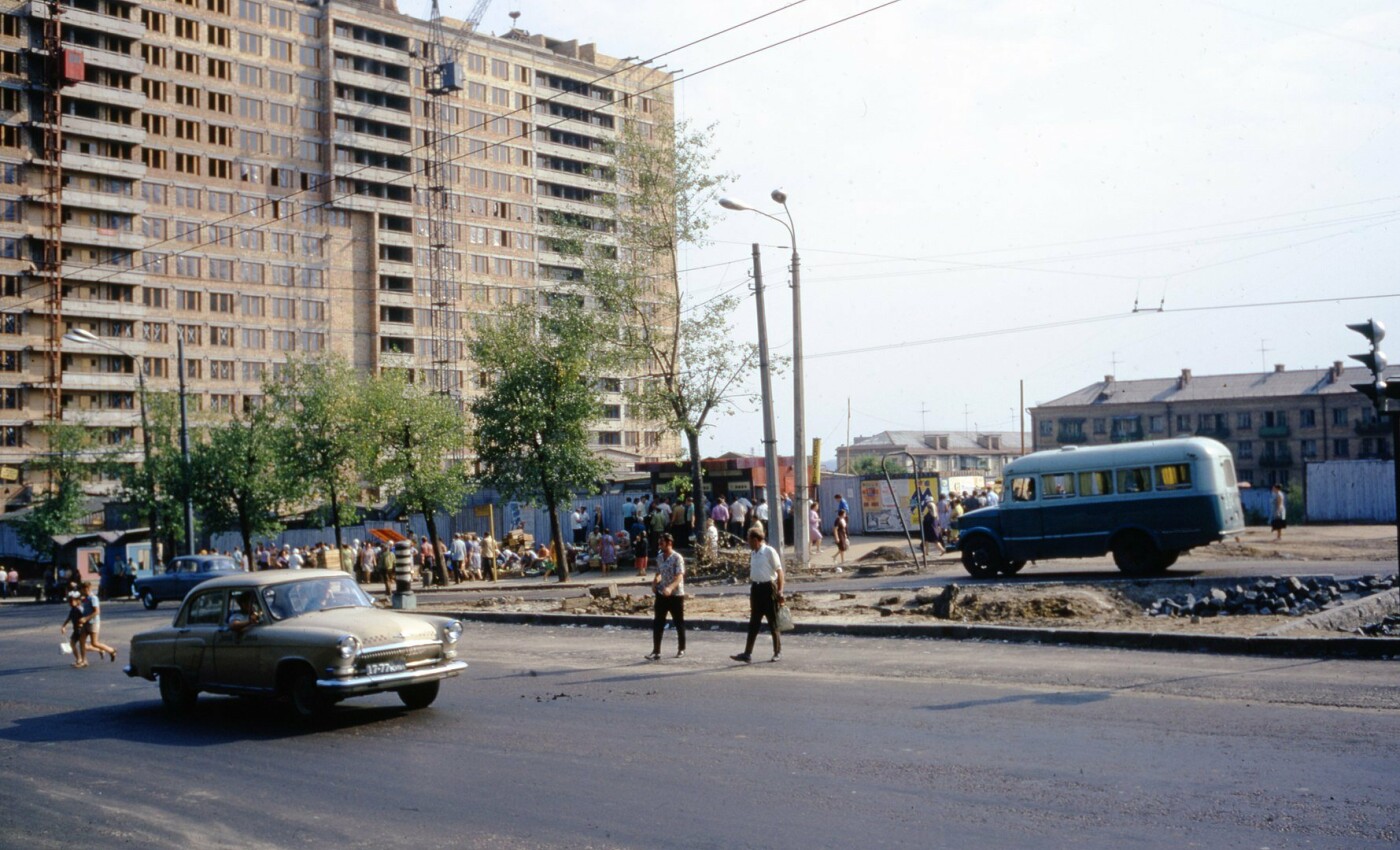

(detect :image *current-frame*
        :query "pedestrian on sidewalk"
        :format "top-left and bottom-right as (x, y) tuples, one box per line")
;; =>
(732, 526), (785, 664)
(1270, 484), (1287, 541)
(921, 501), (945, 558)
(632, 528), (649, 577)
(833, 508), (850, 564)
(809, 503), (823, 554)
(645, 533), (686, 660)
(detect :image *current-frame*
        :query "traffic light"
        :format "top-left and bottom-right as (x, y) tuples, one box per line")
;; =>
(1347, 319), (1400, 414)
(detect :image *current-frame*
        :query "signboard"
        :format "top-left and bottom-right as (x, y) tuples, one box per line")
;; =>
(75, 545), (103, 580)
(859, 474), (937, 534)
(941, 474), (988, 497)
(0, 465), (18, 482)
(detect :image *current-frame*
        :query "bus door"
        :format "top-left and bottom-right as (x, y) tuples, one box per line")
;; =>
(1000, 475), (1042, 558)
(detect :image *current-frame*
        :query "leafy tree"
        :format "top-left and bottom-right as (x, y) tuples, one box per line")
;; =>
(265, 356), (371, 550)
(468, 304), (615, 582)
(16, 423), (96, 564)
(189, 404), (290, 564)
(363, 372), (471, 586)
(554, 119), (758, 535)
(117, 393), (187, 565)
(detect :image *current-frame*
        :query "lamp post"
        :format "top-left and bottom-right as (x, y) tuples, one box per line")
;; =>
(63, 327), (158, 562)
(719, 191), (808, 567)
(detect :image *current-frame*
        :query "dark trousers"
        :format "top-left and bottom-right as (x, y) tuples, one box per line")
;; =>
(744, 581), (782, 656)
(652, 594), (686, 652)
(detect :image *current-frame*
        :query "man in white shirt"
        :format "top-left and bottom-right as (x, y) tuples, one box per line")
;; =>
(451, 533), (468, 582)
(731, 527), (785, 663)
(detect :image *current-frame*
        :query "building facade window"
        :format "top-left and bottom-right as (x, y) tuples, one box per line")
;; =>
(1299, 408), (1316, 428)
(1332, 407), (1349, 426)
(1237, 441), (1252, 460)
(1333, 438), (1350, 458)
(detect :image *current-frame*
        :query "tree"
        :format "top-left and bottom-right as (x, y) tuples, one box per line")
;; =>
(363, 372), (471, 586)
(565, 119), (758, 535)
(16, 422), (96, 565)
(189, 404), (290, 565)
(117, 393), (186, 565)
(266, 356), (372, 550)
(468, 304), (615, 582)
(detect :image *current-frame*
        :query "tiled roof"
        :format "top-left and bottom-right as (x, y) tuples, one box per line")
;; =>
(1034, 365), (1380, 409)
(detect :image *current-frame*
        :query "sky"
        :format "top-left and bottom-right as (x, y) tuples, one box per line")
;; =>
(404, 0), (1400, 459)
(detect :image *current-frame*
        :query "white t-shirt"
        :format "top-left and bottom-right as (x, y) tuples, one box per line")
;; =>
(748, 544), (783, 583)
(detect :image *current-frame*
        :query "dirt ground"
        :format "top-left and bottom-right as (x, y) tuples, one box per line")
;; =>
(420, 525), (1398, 638)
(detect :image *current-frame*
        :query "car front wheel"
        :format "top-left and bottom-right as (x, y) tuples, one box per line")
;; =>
(141, 590), (158, 610)
(287, 667), (334, 721)
(398, 680), (440, 710)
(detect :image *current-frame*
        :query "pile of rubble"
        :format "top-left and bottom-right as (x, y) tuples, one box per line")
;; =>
(1357, 615), (1400, 637)
(1145, 574), (1396, 618)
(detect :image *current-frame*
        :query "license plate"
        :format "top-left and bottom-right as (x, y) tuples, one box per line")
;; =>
(365, 660), (407, 676)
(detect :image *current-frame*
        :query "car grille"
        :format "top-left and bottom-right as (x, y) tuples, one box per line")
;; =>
(358, 641), (442, 671)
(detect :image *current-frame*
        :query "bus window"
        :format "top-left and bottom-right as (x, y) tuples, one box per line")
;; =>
(1219, 457), (1237, 488)
(1042, 473), (1075, 498)
(1010, 476), (1036, 502)
(1078, 470), (1113, 496)
(1117, 467), (1151, 494)
(1156, 463), (1193, 490)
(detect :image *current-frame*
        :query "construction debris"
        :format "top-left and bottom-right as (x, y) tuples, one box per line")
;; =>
(1145, 575), (1396, 618)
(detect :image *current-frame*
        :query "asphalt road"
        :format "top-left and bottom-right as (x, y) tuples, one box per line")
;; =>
(1, 602), (1397, 849)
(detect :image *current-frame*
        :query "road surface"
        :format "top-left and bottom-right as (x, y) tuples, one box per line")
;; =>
(0, 600), (1396, 849)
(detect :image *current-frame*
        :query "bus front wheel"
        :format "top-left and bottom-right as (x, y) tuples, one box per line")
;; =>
(961, 537), (1004, 579)
(1113, 532), (1163, 576)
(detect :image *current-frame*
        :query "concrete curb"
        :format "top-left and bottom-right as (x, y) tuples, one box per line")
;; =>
(449, 610), (1400, 660)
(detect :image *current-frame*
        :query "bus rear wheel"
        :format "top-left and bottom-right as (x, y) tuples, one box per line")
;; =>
(960, 537), (1004, 579)
(1113, 532), (1163, 576)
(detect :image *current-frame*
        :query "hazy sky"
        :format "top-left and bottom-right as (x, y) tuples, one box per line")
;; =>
(407, 0), (1400, 458)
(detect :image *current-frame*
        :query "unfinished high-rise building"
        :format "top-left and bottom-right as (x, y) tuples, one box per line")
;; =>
(0, 0), (680, 508)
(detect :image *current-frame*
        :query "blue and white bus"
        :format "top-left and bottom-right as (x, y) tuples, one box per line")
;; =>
(955, 438), (1244, 577)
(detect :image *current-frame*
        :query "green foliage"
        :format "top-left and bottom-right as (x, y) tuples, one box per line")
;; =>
(16, 423), (95, 561)
(468, 303), (616, 580)
(189, 404), (289, 560)
(363, 371), (471, 583)
(849, 455), (890, 476)
(117, 392), (187, 555)
(265, 355), (372, 547)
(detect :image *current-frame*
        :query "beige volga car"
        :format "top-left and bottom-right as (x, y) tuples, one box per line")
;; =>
(125, 569), (467, 719)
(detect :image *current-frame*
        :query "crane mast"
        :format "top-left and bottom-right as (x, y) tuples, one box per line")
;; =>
(420, 0), (490, 395)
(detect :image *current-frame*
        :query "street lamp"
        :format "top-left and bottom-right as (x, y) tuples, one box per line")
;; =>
(64, 327), (193, 560)
(719, 190), (809, 567)
(64, 328), (156, 555)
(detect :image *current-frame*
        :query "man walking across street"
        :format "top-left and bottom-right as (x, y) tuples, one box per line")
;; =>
(732, 527), (785, 663)
(645, 533), (686, 660)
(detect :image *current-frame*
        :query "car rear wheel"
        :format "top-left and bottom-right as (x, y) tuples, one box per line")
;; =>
(287, 668), (333, 721)
(158, 670), (198, 712)
(1113, 531), (1162, 576)
(141, 590), (158, 610)
(397, 680), (440, 710)
(960, 537), (1004, 579)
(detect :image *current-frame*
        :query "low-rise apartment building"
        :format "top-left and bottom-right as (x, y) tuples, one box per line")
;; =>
(838, 430), (1025, 478)
(1030, 363), (1393, 488)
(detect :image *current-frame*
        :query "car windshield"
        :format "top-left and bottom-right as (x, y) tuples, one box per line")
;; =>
(260, 576), (373, 621)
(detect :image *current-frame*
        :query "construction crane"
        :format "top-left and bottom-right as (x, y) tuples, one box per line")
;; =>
(420, 0), (491, 396)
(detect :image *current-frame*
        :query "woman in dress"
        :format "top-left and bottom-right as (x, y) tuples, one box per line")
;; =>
(833, 508), (850, 564)
(809, 504), (822, 554)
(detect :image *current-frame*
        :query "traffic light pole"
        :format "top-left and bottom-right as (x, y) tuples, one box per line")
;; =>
(1345, 318), (1399, 572)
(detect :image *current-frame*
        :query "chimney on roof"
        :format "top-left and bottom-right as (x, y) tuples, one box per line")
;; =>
(1104, 375), (1114, 384)
(1329, 360), (1344, 383)
(1274, 363), (1285, 373)
(1178, 368), (1192, 389)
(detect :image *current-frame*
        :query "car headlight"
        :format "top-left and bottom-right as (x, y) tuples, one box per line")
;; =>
(337, 635), (360, 659)
(443, 621), (463, 645)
